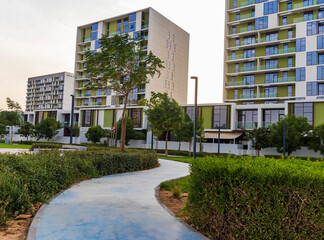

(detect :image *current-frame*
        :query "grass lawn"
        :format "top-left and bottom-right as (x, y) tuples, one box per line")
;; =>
(0, 143), (31, 149)
(160, 176), (190, 192)
(157, 154), (195, 164)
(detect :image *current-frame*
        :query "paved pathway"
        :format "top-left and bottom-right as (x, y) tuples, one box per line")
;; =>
(0, 148), (30, 154)
(29, 159), (206, 240)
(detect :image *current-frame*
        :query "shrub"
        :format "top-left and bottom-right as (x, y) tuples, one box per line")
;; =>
(30, 143), (62, 150)
(85, 126), (104, 144)
(0, 150), (157, 225)
(187, 155), (324, 240)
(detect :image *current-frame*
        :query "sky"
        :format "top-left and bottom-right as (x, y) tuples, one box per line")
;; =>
(0, 0), (225, 110)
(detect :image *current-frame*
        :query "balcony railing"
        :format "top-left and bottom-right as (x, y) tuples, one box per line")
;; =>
(236, 121), (258, 129)
(76, 75), (87, 79)
(83, 38), (91, 43)
(141, 24), (149, 29)
(231, 13), (254, 22)
(258, 92), (278, 98)
(240, 93), (256, 99)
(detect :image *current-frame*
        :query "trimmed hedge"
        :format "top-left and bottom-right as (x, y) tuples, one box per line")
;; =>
(30, 143), (63, 150)
(187, 155), (324, 240)
(0, 150), (157, 225)
(156, 149), (219, 157)
(264, 154), (324, 162)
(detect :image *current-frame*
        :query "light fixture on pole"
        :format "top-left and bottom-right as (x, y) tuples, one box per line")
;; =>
(191, 76), (198, 159)
(70, 94), (75, 145)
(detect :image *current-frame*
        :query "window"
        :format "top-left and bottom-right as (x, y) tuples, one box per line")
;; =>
(288, 29), (293, 39)
(265, 101), (278, 104)
(287, 85), (293, 97)
(255, 16), (268, 30)
(282, 16), (287, 25)
(172, 34), (175, 42)
(296, 68), (306, 81)
(307, 22), (317, 35)
(304, 0), (313, 7)
(85, 89), (91, 96)
(266, 32), (278, 42)
(129, 22), (136, 32)
(243, 62), (255, 71)
(233, 25), (237, 34)
(307, 51), (317, 65)
(319, 23), (324, 34)
(242, 102), (255, 105)
(265, 73), (278, 83)
(173, 44), (176, 52)
(95, 40), (101, 49)
(168, 31), (170, 39)
(232, 51), (236, 60)
(264, 87), (278, 97)
(131, 109), (142, 128)
(319, 9), (324, 19)
(129, 13), (136, 22)
(244, 36), (256, 45)
(287, 1), (292, 10)
(91, 23), (98, 41)
(248, 22), (253, 31)
(171, 72), (173, 80)
(296, 38), (306, 52)
(236, 38), (240, 46)
(213, 106), (228, 129)
(317, 66), (324, 80)
(264, 1), (278, 15)
(288, 57), (293, 67)
(265, 59), (278, 69)
(307, 82), (317, 96)
(234, 89), (239, 99)
(235, 63), (239, 73)
(294, 103), (313, 125)
(283, 43), (288, 53)
(243, 75), (255, 85)
(233, 0), (237, 8)
(237, 110), (258, 129)
(319, 0), (324, 3)
(319, 84), (324, 95)
(236, 12), (240, 21)
(242, 88), (255, 98)
(304, 11), (314, 21)
(319, 53), (324, 64)
(244, 49), (255, 58)
(263, 109), (285, 126)
(266, 45), (278, 56)
(318, 35), (324, 49)
(95, 98), (102, 105)
(231, 76), (235, 84)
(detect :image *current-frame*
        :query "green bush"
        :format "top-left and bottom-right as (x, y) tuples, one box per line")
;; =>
(187, 155), (324, 240)
(0, 150), (157, 225)
(30, 143), (63, 150)
(156, 149), (226, 157)
(264, 154), (324, 162)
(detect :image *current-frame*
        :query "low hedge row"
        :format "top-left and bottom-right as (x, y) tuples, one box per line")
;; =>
(264, 154), (324, 162)
(0, 150), (157, 225)
(187, 155), (324, 240)
(156, 149), (217, 157)
(30, 143), (63, 150)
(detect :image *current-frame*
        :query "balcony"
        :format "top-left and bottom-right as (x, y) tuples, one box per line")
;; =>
(230, 13), (255, 23)
(82, 37), (91, 43)
(76, 75), (88, 80)
(240, 93), (256, 99)
(226, 76), (296, 87)
(141, 24), (149, 29)
(258, 92), (278, 98)
(236, 121), (258, 130)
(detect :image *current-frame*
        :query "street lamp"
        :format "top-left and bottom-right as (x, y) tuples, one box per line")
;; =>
(70, 94), (75, 145)
(191, 76), (198, 159)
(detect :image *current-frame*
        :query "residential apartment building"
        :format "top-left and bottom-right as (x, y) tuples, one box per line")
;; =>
(223, 0), (324, 129)
(24, 72), (78, 139)
(74, 8), (190, 129)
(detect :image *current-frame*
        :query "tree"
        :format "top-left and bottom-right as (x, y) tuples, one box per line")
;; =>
(85, 126), (104, 144)
(174, 114), (194, 155)
(245, 127), (271, 156)
(16, 122), (34, 141)
(144, 92), (183, 156)
(196, 118), (205, 152)
(0, 123), (8, 138)
(116, 117), (136, 145)
(0, 111), (22, 143)
(103, 128), (112, 147)
(270, 115), (311, 156)
(308, 123), (324, 156)
(34, 118), (61, 142)
(85, 34), (163, 152)
(6, 97), (21, 111)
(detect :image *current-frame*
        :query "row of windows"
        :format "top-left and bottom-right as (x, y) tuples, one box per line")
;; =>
(307, 22), (324, 36)
(264, 1), (277, 15)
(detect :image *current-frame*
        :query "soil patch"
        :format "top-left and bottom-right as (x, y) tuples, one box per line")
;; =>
(159, 190), (189, 219)
(0, 217), (33, 240)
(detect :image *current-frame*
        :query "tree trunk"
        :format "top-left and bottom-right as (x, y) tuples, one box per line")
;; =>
(165, 129), (169, 156)
(189, 140), (192, 157)
(120, 94), (128, 152)
(256, 149), (260, 157)
(178, 142), (181, 151)
(10, 126), (13, 144)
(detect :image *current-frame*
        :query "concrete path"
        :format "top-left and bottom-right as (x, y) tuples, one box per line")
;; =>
(29, 159), (206, 240)
(0, 148), (30, 154)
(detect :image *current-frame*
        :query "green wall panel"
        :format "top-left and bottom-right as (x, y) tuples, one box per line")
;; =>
(201, 106), (213, 129)
(104, 110), (114, 127)
(314, 102), (324, 126)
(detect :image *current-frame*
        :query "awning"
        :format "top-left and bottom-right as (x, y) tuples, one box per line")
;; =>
(204, 131), (244, 140)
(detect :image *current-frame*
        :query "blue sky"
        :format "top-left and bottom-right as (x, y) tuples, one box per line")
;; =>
(0, 0), (225, 109)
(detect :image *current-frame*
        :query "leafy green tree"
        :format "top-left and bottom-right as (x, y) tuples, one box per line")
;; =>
(16, 122), (34, 140)
(85, 125), (104, 144)
(0, 123), (8, 138)
(144, 92), (183, 156)
(308, 123), (324, 156)
(245, 127), (271, 156)
(85, 34), (163, 152)
(34, 118), (61, 142)
(174, 113), (194, 155)
(196, 118), (205, 152)
(0, 111), (22, 143)
(270, 115), (311, 156)
(103, 128), (112, 147)
(117, 117), (136, 145)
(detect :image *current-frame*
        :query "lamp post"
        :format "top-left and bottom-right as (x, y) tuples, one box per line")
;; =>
(191, 76), (198, 159)
(70, 94), (75, 145)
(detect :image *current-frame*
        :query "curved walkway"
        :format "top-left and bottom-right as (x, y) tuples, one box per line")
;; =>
(28, 159), (206, 240)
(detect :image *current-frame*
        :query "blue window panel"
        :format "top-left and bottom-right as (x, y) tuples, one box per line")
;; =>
(307, 22), (317, 35)
(95, 40), (101, 49)
(296, 38), (306, 52)
(265, 73), (278, 83)
(304, 0), (313, 7)
(283, 71), (288, 81)
(307, 82), (317, 96)
(233, 0), (237, 8)
(133, 31), (141, 39)
(117, 20), (122, 28)
(287, 85), (293, 97)
(236, 38), (240, 46)
(318, 66), (324, 80)
(318, 35), (324, 49)
(91, 31), (98, 41)
(265, 59), (278, 69)
(232, 51), (236, 60)
(129, 22), (136, 32)
(288, 29), (293, 39)
(319, 84), (324, 95)
(91, 23), (98, 31)
(243, 62), (255, 71)
(129, 13), (136, 22)
(296, 68), (306, 81)
(264, 1), (277, 15)
(307, 52), (317, 65)
(243, 75), (255, 85)
(234, 89), (238, 99)
(244, 49), (255, 58)
(90, 50), (96, 53)
(236, 12), (240, 21)
(123, 27), (128, 33)
(304, 11), (313, 21)
(232, 26), (237, 34)
(235, 63), (239, 73)
(282, 16), (287, 25)
(288, 57), (293, 67)
(255, 16), (268, 30)
(248, 23), (252, 31)
(319, 9), (324, 19)
(283, 43), (288, 53)
(287, 1), (292, 10)
(319, 53), (324, 65)
(256, 0), (268, 3)
(319, 0), (324, 3)
(319, 23), (324, 34)
(266, 45), (278, 56)
(252, 9), (255, 17)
